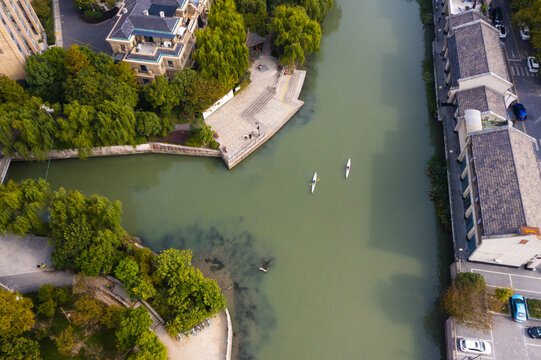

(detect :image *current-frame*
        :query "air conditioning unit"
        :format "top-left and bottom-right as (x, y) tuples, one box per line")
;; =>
(163, 41), (172, 48)
(159, 11), (165, 17)
(143, 9), (149, 15)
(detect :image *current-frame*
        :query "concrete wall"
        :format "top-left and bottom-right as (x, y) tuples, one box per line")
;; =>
(458, 75), (512, 97)
(10, 143), (221, 161)
(468, 234), (541, 267)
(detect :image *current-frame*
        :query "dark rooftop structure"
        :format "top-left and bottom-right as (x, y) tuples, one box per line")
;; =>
(471, 127), (541, 236)
(447, 9), (491, 30)
(456, 86), (507, 120)
(447, 21), (510, 87)
(109, 0), (187, 40)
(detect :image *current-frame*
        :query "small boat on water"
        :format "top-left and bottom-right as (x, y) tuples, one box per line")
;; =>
(311, 172), (318, 193)
(346, 158), (351, 178)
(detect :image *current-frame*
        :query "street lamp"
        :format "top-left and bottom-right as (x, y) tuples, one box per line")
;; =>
(40, 105), (54, 181)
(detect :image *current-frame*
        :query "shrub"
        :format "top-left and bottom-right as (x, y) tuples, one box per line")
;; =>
(209, 140), (220, 149)
(72, 295), (104, 327)
(83, 9), (103, 19)
(426, 155), (451, 232)
(53, 326), (75, 356)
(495, 287), (513, 303)
(185, 136), (203, 147)
(38, 299), (56, 318)
(105, 0), (115, 8)
(54, 286), (71, 305)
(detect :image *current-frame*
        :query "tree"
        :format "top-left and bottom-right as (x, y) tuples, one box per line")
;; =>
(171, 69), (225, 116)
(141, 76), (180, 116)
(72, 295), (104, 327)
(235, 0), (268, 35)
(193, 0), (249, 88)
(93, 101), (137, 147)
(129, 330), (167, 360)
(65, 45), (91, 75)
(278, 0), (333, 22)
(58, 101), (96, 157)
(24, 46), (67, 103)
(31, 0), (51, 21)
(511, 0), (541, 53)
(101, 305), (124, 329)
(116, 307), (153, 352)
(0, 97), (57, 160)
(53, 326), (75, 356)
(0, 179), (50, 236)
(48, 188), (126, 276)
(155, 249), (226, 335)
(272, 5), (321, 66)
(441, 272), (493, 330)
(0, 76), (28, 105)
(134, 112), (173, 138)
(38, 284), (57, 318)
(0, 289), (35, 339)
(0, 336), (41, 360)
(115, 259), (156, 301)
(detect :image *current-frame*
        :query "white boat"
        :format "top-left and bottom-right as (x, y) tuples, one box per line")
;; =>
(311, 172), (318, 193)
(346, 158), (351, 178)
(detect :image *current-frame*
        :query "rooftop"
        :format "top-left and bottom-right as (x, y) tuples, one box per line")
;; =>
(471, 127), (541, 236)
(448, 0), (482, 15)
(448, 20), (510, 87)
(456, 86), (507, 121)
(109, 0), (188, 40)
(447, 9), (491, 29)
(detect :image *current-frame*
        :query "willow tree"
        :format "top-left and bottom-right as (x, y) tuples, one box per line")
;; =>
(193, 0), (249, 88)
(272, 5), (321, 67)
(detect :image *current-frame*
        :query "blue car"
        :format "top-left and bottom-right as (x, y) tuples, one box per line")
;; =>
(512, 103), (527, 121)
(511, 294), (527, 322)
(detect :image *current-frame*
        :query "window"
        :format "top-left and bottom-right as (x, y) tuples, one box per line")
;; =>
(120, 44), (126, 52)
(142, 79), (150, 84)
(140, 65), (148, 73)
(0, 48), (3, 54)
(167, 60), (174, 67)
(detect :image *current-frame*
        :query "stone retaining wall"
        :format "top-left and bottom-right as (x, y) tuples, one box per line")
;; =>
(10, 142), (221, 161)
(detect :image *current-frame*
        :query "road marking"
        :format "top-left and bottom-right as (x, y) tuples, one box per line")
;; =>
(510, 274), (514, 287)
(487, 284), (541, 295)
(527, 343), (541, 348)
(511, 66), (516, 76)
(472, 268), (541, 280)
(535, 139), (539, 152)
(457, 353), (495, 360)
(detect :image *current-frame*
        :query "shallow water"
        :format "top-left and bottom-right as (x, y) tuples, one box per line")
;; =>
(8, 0), (452, 358)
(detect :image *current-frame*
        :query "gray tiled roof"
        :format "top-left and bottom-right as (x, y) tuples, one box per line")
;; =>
(109, 0), (186, 40)
(471, 127), (541, 236)
(456, 86), (507, 120)
(448, 21), (509, 87)
(447, 10), (490, 30)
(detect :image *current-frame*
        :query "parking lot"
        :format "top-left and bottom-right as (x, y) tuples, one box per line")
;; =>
(449, 262), (541, 359)
(493, 0), (541, 157)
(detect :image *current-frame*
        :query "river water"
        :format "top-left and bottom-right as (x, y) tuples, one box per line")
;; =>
(8, 0), (452, 358)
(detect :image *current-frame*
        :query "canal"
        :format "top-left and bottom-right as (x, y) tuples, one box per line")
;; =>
(7, 0), (452, 358)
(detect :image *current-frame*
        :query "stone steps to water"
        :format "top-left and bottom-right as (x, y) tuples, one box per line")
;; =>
(242, 89), (275, 118)
(283, 72), (300, 104)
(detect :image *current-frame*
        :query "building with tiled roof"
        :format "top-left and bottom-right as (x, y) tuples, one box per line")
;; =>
(106, 0), (209, 83)
(457, 126), (541, 267)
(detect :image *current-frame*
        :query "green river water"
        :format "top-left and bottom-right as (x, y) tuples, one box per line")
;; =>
(7, 0), (453, 358)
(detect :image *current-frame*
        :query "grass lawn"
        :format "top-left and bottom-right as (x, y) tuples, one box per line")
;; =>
(527, 298), (541, 319)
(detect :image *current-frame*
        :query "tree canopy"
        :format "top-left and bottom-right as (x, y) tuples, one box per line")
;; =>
(441, 272), (493, 330)
(48, 188), (126, 276)
(0, 289), (35, 339)
(0, 178), (50, 236)
(155, 249), (226, 335)
(511, 0), (541, 52)
(115, 259), (156, 300)
(272, 5), (321, 66)
(193, 0), (249, 88)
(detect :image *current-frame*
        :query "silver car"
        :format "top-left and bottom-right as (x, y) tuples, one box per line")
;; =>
(458, 338), (492, 355)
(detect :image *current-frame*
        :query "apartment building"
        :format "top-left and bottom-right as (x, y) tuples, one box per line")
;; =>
(106, 0), (209, 84)
(0, 0), (46, 79)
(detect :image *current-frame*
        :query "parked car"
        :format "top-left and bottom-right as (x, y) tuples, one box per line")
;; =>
(512, 103), (527, 121)
(528, 327), (541, 339)
(511, 293), (527, 321)
(496, 24), (507, 39)
(492, 7), (503, 24)
(527, 56), (539, 73)
(520, 24), (531, 40)
(458, 338), (492, 355)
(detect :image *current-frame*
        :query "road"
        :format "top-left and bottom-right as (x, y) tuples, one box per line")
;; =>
(495, 0), (541, 156)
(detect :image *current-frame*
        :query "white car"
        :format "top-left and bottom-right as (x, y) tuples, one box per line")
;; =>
(458, 338), (492, 355)
(527, 56), (540, 73)
(496, 24), (507, 39)
(520, 24), (531, 40)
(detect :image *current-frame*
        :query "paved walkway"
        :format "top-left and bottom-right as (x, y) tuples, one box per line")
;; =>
(207, 56), (305, 168)
(0, 234), (74, 292)
(52, 0), (62, 47)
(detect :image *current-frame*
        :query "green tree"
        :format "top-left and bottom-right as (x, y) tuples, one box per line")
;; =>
(37, 284), (57, 318)
(155, 249), (226, 335)
(31, 0), (51, 20)
(0, 76), (29, 105)
(115, 259), (156, 301)
(426, 155), (451, 231)
(511, 0), (541, 52)
(0, 336), (41, 360)
(272, 5), (321, 66)
(101, 305), (124, 329)
(0, 179), (50, 236)
(0, 97), (57, 160)
(48, 188), (126, 276)
(235, 0), (268, 35)
(65, 44), (91, 75)
(94, 101), (137, 147)
(116, 307), (152, 352)
(441, 272), (493, 330)
(193, 0), (249, 88)
(279, 0), (333, 22)
(0, 289), (35, 339)
(134, 111), (173, 138)
(53, 326), (75, 356)
(72, 295), (104, 327)
(171, 69), (225, 115)
(58, 101), (96, 157)
(129, 330), (167, 360)
(141, 76), (180, 116)
(24, 46), (67, 103)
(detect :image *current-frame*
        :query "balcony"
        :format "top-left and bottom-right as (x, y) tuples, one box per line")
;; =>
(126, 42), (183, 63)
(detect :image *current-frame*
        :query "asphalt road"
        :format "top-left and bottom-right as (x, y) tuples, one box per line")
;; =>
(494, 0), (541, 157)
